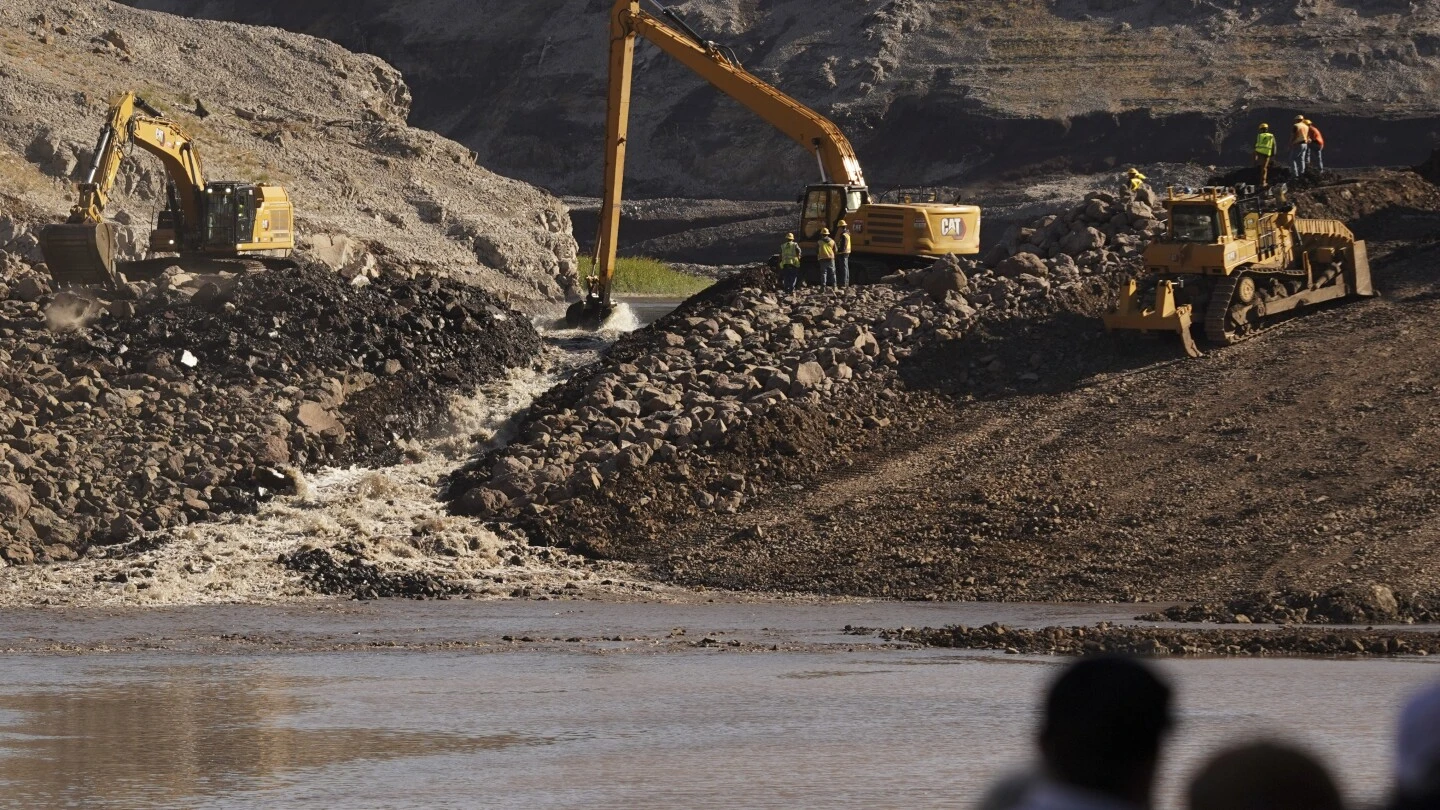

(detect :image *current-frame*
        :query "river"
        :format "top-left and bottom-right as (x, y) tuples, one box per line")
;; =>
(0, 601), (1436, 809)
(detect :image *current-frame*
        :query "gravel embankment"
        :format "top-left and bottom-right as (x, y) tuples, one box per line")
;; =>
(0, 240), (539, 568)
(863, 622), (1440, 658)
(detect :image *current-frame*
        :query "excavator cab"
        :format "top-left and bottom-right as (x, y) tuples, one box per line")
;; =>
(799, 184), (864, 240)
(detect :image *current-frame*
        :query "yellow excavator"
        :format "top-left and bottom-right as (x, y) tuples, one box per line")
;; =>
(39, 92), (294, 287)
(1102, 184), (1374, 357)
(568, 0), (982, 325)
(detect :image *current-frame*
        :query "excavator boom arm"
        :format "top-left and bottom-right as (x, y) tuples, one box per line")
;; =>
(72, 92), (208, 232)
(586, 0), (865, 314)
(626, 9), (864, 187)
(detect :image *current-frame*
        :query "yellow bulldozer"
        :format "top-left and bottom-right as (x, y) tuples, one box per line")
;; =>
(1102, 185), (1374, 357)
(569, 0), (981, 325)
(39, 92), (294, 287)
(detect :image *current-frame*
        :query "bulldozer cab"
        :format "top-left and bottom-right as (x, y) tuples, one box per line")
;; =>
(799, 184), (864, 241)
(1167, 194), (1250, 245)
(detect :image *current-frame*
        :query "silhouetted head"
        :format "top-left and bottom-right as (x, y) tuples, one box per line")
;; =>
(1040, 656), (1173, 804)
(1188, 741), (1344, 810)
(1396, 682), (1440, 803)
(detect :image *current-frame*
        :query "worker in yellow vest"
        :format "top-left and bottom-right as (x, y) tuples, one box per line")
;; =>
(778, 232), (802, 292)
(1126, 168), (1147, 193)
(1254, 123), (1277, 186)
(835, 220), (853, 287)
(816, 227), (838, 289)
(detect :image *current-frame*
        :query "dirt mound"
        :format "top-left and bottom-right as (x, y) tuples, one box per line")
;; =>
(0, 0), (577, 303)
(869, 622), (1440, 658)
(433, 170), (1440, 606)
(1141, 584), (1440, 625)
(1293, 170), (1440, 242)
(442, 189), (1162, 575)
(279, 545), (468, 600)
(0, 259), (539, 568)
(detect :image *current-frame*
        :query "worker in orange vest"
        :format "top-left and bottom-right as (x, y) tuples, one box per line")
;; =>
(1305, 118), (1325, 173)
(1290, 114), (1311, 176)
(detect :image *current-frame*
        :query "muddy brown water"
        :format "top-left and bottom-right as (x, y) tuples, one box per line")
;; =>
(0, 602), (1436, 809)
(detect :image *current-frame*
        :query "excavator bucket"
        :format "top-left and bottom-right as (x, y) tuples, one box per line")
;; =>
(38, 222), (120, 288)
(1101, 279), (1202, 358)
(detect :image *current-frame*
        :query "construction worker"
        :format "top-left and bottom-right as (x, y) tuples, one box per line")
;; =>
(1306, 118), (1325, 173)
(816, 227), (838, 289)
(835, 220), (852, 287)
(1290, 114), (1311, 177)
(1254, 123), (1276, 186)
(1126, 167), (1147, 193)
(778, 232), (802, 292)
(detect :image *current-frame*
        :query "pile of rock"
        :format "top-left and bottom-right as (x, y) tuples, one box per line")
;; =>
(446, 221), (1131, 532)
(981, 189), (1167, 278)
(1141, 584), (1438, 625)
(867, 622), (1440, 658)
(0, 259), (539, 567)
(449, 281), (930, 520)
(279, 544), (469, 600)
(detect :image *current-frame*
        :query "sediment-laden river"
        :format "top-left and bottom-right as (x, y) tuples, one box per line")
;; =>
(0, 602), (1435, 809)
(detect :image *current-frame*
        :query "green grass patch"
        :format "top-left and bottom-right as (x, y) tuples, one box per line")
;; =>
(579, 256), (714, 297)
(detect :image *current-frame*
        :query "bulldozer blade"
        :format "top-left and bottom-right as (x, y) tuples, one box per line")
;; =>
(38, 222), (119, 288)
(1349, 240), (1375, 297)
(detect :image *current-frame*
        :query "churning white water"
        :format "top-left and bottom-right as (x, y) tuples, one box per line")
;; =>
(0, 307), (665, 608)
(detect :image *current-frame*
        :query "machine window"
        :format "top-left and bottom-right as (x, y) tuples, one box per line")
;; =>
(804, 191), (830, 220)
(1170, 206), (1219, 242)
(846, 190), (864, 212)
(1228, 205), (1245, 238)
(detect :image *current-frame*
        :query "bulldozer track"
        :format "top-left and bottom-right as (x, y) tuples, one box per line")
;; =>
(1204, 274), (1244, 345)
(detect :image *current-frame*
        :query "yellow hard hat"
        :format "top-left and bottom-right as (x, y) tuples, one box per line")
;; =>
(785, 233), (794, 240)
(1304, 118), (1313, 125)
(836, 219), (847, 227)
(1127, 168), (1140, 175)
(1295, 114), (1305, 122)
(1259, 123), (1269, 131)
(820, 227), (830, 236)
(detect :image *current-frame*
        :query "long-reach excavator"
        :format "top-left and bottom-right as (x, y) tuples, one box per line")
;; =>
(568, 0), (982, 326)
(39, 92), (294, 287)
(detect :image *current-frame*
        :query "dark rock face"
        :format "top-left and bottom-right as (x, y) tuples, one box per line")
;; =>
(122, 1), (1440, 197)
(0, 259), (540, 565)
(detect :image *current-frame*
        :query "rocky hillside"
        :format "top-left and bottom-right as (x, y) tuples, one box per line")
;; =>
(124, 0), (1440, 198)
(0, 0), (577, 304)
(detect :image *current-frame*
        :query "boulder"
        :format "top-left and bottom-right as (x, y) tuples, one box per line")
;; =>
(293, 401), (346, 440)
(995, 252), (1048, 279)
(1061, 227), (1106, 258)
(1, 543), (34, 566)
(0, 481), (31, 520)
(919, 255), (970, 303)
